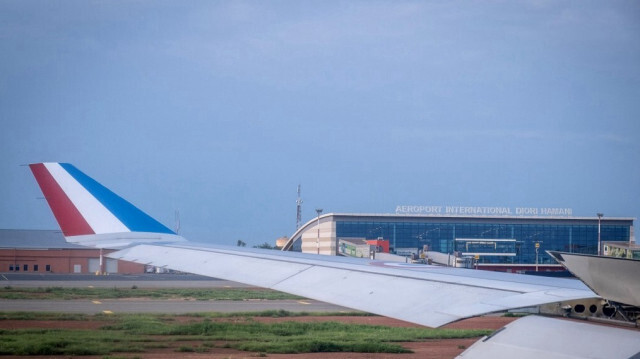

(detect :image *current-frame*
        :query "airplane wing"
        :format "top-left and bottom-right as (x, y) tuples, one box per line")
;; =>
(108, 241), (597, 327)
(28, 162), (599, 328)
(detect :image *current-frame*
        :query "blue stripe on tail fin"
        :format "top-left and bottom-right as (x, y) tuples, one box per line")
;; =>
(60, 163), (175, 235)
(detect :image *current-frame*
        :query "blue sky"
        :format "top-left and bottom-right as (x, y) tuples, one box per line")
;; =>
(1, 1), (639, 246)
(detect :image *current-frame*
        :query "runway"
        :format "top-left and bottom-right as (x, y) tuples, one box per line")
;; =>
(0, 273), (251, 288)
(0, 273), (354, 314)
(0, 299), (351, 314)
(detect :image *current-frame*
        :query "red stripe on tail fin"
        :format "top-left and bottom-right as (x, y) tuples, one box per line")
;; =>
(29, 163), (94, 236)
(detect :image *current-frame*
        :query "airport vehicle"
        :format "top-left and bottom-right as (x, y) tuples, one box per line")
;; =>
(28, 162), (640, 358)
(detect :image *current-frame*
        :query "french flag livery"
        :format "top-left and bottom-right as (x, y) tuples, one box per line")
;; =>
(24, 163), (640, 357)
(29, 163), (182, 248)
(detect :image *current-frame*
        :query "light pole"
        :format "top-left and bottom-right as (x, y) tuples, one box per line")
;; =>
(597, 213), (603, 256)
(535, 242), (540, 272)
(316, 208), (323, 255)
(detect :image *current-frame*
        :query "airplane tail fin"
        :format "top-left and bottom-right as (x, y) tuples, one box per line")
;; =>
(29, 163), (185, 248)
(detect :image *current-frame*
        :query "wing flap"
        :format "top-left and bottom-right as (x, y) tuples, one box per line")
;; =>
(457, 315), (640, 358)
(548, 251), (640, 307)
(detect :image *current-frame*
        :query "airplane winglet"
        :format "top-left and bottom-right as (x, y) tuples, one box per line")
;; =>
(29, 162), (184, 248)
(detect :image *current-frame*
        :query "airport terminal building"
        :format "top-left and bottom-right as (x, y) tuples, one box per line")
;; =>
(283, 207), (635, 272)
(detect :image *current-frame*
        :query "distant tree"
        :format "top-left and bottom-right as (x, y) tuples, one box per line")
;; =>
(253, 242), (276, 250)
(236, 240), (246, 247)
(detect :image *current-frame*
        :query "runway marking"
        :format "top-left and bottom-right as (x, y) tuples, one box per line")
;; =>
(92, 300), (102, 304)
(102, 310), (113, 314)
(1, 274), (7, 281)
(297, 300), (310, 305)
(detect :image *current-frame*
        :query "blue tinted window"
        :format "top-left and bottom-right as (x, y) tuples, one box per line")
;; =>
(335, 219), (632, 265)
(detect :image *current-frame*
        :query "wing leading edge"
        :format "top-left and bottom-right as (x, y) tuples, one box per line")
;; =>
(29, 162), (598, 328)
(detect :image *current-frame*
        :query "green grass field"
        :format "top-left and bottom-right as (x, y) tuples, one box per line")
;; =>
(0, 312), (492, 356)
(0, 286), (303, 301)
(0, 287), (493, 355)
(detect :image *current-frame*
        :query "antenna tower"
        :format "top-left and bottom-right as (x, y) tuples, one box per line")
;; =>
(296, 184), (303, 229)
(174, 210), (181, 234)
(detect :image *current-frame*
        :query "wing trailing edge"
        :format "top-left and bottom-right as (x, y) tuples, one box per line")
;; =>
(108, 242), (597, 327)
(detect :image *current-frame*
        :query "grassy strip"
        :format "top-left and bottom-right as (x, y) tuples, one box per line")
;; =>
(0, 312), (94, 321)
(181, 309), (374, 318)
(0, 328), (156, 355)
(0, 286), (302, 301)
(502, 312), (529, 317)
(0, 310), (371, 321)
(163, 320), (491, 354)
(0, 312), (492, 355)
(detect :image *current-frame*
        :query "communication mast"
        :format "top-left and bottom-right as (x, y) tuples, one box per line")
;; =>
(174, 210), (181, 234)
(296, 184), (303, 229)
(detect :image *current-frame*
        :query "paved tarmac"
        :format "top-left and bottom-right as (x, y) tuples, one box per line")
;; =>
(1, 273), (251, 288)
(0, 273), (354, 314)
(0, 299), (352, 314)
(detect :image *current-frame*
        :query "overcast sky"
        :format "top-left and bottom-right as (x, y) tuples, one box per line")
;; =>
(1, 1), (639, 246)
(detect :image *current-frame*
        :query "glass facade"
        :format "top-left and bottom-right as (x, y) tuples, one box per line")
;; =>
(287, 214), (634, 266)
(336, 219), (631, 264)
